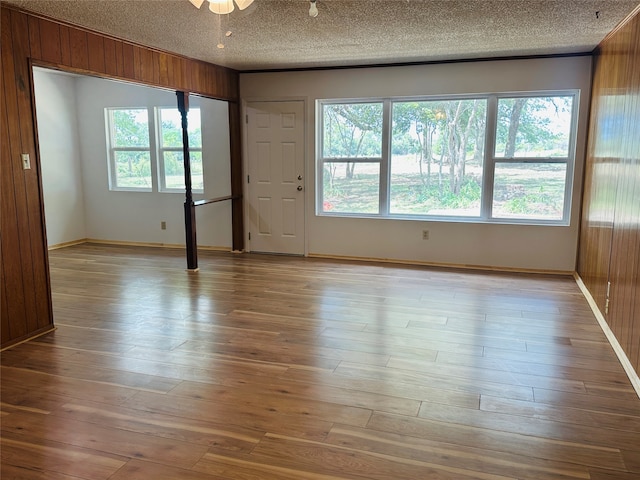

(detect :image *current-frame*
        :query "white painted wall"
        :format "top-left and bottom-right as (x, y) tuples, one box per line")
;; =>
(75, 77), (232, 249)
(33, 68), (87, 247)
(240, 56), (592, 272)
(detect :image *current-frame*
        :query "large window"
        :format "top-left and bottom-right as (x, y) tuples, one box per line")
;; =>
(106, 107), (203, 193)
(318, 92), (578, 224)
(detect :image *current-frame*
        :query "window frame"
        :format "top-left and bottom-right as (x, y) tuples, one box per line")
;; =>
(318, 99), (388, 215)
(485, 93), (579, 223)
(317, 90), (579, 225)
(156, 107), (204, 194)
(105, 107), (154, 192)
(105, 106), (204, 194)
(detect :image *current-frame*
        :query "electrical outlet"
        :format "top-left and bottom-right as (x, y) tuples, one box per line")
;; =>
(422, 230), (430, 240)
(161, 221), (167, 230)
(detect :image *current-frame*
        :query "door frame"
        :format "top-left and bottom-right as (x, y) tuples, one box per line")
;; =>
(242, 97), (308, 255)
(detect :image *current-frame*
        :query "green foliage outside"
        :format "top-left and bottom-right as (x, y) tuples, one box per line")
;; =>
(159, 108), (202, 184)
(111, 108), (202, 189)
(493, 163), (566, 219)
(115, 151), (152, 188)
(112, 109), (151, 187)
(322, 97), (573, 219)
(113, 109), (149, 147)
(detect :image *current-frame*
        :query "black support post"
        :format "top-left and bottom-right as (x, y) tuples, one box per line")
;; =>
(177, 91), (198, 271)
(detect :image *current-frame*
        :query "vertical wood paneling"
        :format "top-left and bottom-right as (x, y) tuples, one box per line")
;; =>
(630, 22), (640, 373)
(188, 60), (201, 94)
(102, 37), (118, 77)
(577, 77), (617, 311)
(27, 16), (42, 60)
(0, 21), (29, 343)
(121, 41), (135, 79)
(87, 32), (106, 74)
(69, 28), (89, 70)
(59, 24), (71, 66)
(0, 3), (241, 348)
(114, 39), (124, 78)
(1, 8), (44, 341)
(8, 9), (40, 336)
(36, 17), (61, 64)
(578, 8), (640, 376)
(634, 272), (640, 370)
(609, 16), (640, 375)
(134, 46), (155, 84)
(12, 10), (52, 334)
(179, 57), (190, 91)
(132, 45), (142, 80)
(172, 56), (185, 90)
(152, 51), (161, 85)
(0, 265), (9, 342)
(158, 52), (170, 86)
(0, 48), (9, 343)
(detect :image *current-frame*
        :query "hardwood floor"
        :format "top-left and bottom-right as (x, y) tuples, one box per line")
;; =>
(2, 244), (639, 479)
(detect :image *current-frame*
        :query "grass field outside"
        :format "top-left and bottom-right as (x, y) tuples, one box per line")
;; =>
(323, 155), (566, 219)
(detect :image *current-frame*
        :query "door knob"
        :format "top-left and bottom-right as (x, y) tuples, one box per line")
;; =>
(297, 186), (303, 191)
(298, 175), (303, 180)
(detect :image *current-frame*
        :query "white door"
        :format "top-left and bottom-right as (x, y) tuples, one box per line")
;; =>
(246, 101), (305, 255)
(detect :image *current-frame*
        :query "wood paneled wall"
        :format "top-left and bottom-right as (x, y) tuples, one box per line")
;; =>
(578, 7), (640, 377)
(0, 4), (241, 348)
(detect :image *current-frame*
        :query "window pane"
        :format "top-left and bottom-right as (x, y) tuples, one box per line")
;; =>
(390, 99), (486, 216)
(495, 96), (573, 158)
(322, 161), (379, 214)
(162, 151), (203, 191)
(159, 108), (202, 148)
(114, 151), (152, 188)
(492, 163), (567, 220)
(323, 103), (383, 158)
(111, 109), (149, 147)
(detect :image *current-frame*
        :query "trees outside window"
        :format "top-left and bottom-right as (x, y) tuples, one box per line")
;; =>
(322, 103), (383, 213)
(391, 99), (486, 216)
(107, 108), (152, 190)
(318, 92), (577, 224)
(491, 96), (574, 220)
(157, 108), (203, 192)
(105, 107), (203, 193)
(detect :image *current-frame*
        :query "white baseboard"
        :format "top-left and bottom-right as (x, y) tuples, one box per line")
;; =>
(85, 239), (231, 252)
(574, 273), (640, 399)
(48, 238), (89, 250)
(308, 253), (573, 275)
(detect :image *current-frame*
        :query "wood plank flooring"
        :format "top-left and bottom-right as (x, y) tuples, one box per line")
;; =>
(2, 243), (640, 479)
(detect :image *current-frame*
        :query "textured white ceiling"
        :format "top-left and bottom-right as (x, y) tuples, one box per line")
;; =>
(4, 0), (639, 71)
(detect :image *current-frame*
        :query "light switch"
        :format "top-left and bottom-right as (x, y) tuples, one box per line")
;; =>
(21, 153), (31, 170)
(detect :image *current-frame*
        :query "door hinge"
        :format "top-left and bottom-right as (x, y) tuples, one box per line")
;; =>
(246, 114), (249, 124)
(248, 232), (251, 240)
(605, 281), (611, 314)
(247, 175), (250, 183)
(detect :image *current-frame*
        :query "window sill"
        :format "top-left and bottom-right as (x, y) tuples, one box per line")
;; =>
(316, 212), (570, 227)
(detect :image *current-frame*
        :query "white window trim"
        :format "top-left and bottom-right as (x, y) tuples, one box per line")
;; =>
(105, 107), (154, 192)
(105, 106), (204, 194)
(317, 90), (579, 226)
(156, 107), (204, 194)
(157, 147), (204, 193)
